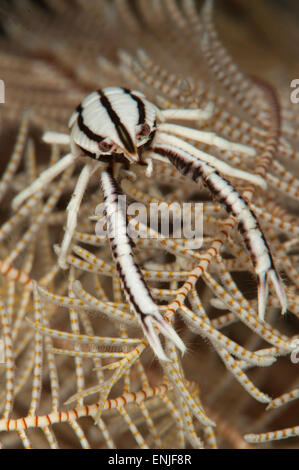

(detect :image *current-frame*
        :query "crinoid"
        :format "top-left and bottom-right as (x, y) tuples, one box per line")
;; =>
(0, 0), (298, 449)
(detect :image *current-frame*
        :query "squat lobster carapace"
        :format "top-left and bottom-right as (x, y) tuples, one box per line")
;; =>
(12, 87), (287, 361)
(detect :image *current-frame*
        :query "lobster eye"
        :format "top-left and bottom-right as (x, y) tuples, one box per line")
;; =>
(98, 141), (113, 153)
(138, 123), (151, 137)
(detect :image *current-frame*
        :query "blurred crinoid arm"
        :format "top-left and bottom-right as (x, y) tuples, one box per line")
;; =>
(100, 165), (186, 362)
(59, 162), (100, 269)
(12, 152), (77, 211)
(11, 151), (80, 269)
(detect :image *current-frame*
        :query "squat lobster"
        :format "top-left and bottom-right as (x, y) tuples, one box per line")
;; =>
(12, 86), (287, 362)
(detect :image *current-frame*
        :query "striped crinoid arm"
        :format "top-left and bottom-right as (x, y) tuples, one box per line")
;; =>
(186, 2), (299, 203)
(244, 378), (299, 446)
(245, 425), (299, 445)
(0, 241), (192, 450)
(147, 0), (297, 175)
(0, 380), (179, 447)
(118, 48), (211, 116)
(187, 291), (275, 403)
(267, 387), (299, 411)
(196, 1), (267, 126)
(0, 111), (31, 203)
(150, 0), (265, 121)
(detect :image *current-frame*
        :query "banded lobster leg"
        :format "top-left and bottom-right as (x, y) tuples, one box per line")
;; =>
(151, 143), (287, 320)
(100, 165), (186, 362)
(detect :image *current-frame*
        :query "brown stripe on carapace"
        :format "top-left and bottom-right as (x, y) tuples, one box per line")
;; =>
(97, 89), (136, 154)
(76, 104), (105, 143)
(123, 88), (146, 125)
